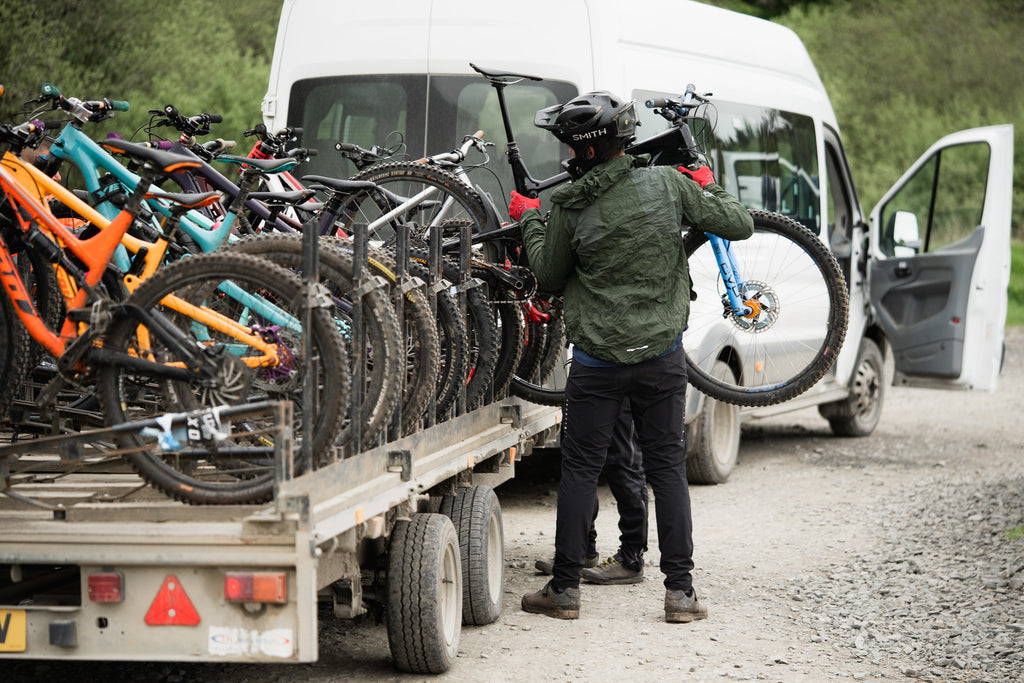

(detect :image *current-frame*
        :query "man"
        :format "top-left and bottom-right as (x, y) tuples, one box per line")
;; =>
(511, 91), (753, 622)
(534, 401), (649, 585)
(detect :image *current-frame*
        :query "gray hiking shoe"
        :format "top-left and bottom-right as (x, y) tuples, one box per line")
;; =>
(534, 552), (599, 576)
(581, 553), (644, 585)
(521, 580), (580, 620)
(664, 587), (708, 623)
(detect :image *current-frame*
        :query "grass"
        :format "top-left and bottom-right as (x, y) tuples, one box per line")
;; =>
(1009, 241), (1024, 328)
(1005, 526), (1024, 541)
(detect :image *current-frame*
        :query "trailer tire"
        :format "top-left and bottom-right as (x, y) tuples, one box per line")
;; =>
(441, 485), (504, 625)
(386, 513), (462, 673)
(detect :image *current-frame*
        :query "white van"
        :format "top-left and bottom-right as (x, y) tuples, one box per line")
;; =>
(263, 0), (1014, 482)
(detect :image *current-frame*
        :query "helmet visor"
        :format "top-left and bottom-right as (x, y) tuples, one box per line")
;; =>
(614, 101), (638, 138)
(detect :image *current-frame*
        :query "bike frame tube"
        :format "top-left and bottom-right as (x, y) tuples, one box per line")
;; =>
(0, 161), (292, 373)
(167, 140), (305, 235)
(47, 123), (228, 267)
(0, 163), (134, 356)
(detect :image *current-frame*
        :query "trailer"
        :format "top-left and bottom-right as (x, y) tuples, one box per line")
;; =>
(0, 397), (560, 673)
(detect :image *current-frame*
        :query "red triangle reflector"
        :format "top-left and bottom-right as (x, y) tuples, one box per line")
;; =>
(144, 574), (201, 626)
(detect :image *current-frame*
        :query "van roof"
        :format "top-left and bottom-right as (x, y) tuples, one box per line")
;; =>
(265, 0), (836, 130)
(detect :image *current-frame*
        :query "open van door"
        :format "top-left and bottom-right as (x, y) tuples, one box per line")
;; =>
(868, 124), (1013, 391)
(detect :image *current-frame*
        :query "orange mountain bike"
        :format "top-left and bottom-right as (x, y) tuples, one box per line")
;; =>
(0, 119), (348, 504)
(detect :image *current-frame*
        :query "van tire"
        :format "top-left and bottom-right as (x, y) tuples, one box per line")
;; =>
(686, 360), (741, 484)
(819, 338), (885, 437)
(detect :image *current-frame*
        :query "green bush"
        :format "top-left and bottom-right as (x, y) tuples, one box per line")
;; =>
(775, 0), (1024, 239)
(1009, 242), (1024, 328)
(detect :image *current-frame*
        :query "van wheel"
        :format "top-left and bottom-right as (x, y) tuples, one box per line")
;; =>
(686, 360), (741, 485)
(386, 513), (462, 673)
(440, 485), (505, 625)
(819, 338), (885, 437)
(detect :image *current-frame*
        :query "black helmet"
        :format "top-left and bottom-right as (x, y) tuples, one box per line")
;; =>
(535, 91), (637, 177)
(535, 91), (638, 148)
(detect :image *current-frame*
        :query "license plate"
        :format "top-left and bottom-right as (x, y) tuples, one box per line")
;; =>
(0, 609), (27, 652)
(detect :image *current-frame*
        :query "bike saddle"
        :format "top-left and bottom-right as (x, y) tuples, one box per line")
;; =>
(213, 154), (298, 174)
(249, 189), (317, 205)
(144, 189), (222, 212)
(101, 138), (202, 175)
(470, 63), (543, 82)
(301, 175), (376, 195)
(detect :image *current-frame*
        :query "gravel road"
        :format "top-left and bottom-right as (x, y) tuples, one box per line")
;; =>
(7, 328), (1023, 682)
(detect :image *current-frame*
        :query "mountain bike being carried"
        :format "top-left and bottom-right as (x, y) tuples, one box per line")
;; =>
(461, 63), (849, 408)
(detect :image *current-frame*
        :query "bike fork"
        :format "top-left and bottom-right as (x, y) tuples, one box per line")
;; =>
(706, 233), (753, 317)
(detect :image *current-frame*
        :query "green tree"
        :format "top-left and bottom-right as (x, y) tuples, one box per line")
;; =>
(0, 0), (281, 143)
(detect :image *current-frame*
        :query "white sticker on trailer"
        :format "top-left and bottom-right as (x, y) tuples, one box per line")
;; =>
(208, 626), (294, 658)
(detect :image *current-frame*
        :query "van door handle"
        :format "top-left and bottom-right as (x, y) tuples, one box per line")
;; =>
(894, 261), (912, 278)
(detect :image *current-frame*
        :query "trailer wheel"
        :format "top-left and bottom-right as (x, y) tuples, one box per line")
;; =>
(386, 513), (462, 673)
(441, 485), (504, 625)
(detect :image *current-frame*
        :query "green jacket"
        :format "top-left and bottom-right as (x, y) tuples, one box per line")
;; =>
(521, 154), (754, 365)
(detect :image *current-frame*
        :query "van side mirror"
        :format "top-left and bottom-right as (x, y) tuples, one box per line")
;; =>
(892, 210), (922, 256)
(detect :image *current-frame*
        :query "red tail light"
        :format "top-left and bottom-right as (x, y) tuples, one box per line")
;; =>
(223, 572), (287, 604)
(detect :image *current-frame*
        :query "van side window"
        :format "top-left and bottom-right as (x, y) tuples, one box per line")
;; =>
(431, 78), (575, 208)
(288, 74), (575, 208)
(289, 76), (426, 180)
(633, 91), (820, 234)
(878, 142), (990, 257)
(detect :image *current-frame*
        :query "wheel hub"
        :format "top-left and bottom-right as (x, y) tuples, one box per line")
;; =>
(730, 280), (779, 333)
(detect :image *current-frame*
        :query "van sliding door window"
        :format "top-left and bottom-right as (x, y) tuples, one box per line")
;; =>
(430, 77), (577, 208)
(633, 91), (821, 234)
(288, 75), (576, 208)
(287, 75), (427, 180)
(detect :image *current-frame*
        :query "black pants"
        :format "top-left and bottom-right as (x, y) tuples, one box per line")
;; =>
(552, 345), (694, 592)
(585, 400), (648, 568)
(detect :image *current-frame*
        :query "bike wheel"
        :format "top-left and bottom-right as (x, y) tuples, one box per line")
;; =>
(509, 295), (567, 407)
(477, 280), (524, 400)
(96, 252), (349, 505)
(226, 234), (403, 448)
(0, 290), (32, 421)
(404, 247), (498, 410)
(390, 252), (468, 423)
(682, 210), (849, 407)
(335, 162), (490, 247)
(325, 238), (443, 433)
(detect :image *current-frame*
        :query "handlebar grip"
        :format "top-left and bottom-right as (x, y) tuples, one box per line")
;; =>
(110, 100), (130, 112)
(41, 83), (60, 99)
(645, 98), (670, 109)
(335, 142), (359, 152)
(164, 104), (179, 118)
(305, 148), (318, 157)
(145, 140), (174, 150)
(289, 127), (303, 137)
(208, 114), (223, 124)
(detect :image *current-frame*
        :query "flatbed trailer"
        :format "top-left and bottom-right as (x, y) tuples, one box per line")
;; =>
(0, 398), (560, 671)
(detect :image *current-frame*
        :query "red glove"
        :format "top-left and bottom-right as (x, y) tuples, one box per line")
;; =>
(508, 191), (540, 221)
(678, 165), (715, 189)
